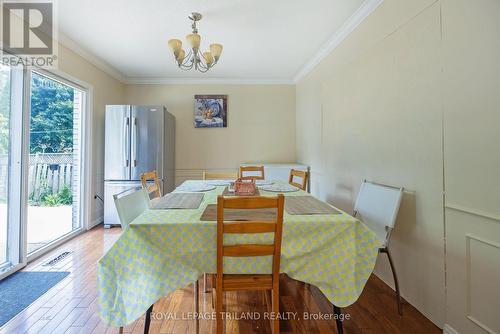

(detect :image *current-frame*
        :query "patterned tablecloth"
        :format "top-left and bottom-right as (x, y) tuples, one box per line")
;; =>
(98, 181), (379, 326)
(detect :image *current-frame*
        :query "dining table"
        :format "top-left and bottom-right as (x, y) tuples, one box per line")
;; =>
(97, 180), (380, 328)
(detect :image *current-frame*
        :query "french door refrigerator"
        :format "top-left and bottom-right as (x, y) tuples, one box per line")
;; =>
(104, 105), (175, 227)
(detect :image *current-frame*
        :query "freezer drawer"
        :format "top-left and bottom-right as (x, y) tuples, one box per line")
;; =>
(104, 181), (143, 227)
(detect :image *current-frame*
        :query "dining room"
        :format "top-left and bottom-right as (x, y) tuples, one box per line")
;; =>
(0, 0), (499, 334)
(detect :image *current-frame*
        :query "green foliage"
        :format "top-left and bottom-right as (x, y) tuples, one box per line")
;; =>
(40, 193), (62, 206)
(30, 73), (74, 153)
(58, 185), (73, 205)
(29, 182), (73, 207)
(0, 70), (75, 154)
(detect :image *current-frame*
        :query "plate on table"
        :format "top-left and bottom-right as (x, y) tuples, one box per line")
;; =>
(255, 180), (274, 186)
(259, 183), (300, 192)
(175, 183), (216, 192)
(205, 180), (233, 186)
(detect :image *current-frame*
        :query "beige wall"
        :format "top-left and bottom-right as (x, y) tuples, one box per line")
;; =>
(57, 45), (125, 225)
(442, 0), (500, 333)
(296, 0), (500, 330)
(124, 84), (296, 185)
(296, 0), (446, 326)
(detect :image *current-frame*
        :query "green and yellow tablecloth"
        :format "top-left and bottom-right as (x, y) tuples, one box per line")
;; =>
(98, 181), (379, 326)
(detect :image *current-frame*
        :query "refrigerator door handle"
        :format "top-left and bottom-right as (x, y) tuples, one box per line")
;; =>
(132, 116), (138, 167)
(124, 117), (130, 167)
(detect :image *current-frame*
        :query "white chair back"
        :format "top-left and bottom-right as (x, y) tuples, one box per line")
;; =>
(354, 180), (403, 247)
(113, 187), (150, 229)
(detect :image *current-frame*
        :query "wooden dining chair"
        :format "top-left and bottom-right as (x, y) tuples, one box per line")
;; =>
(202, 171), (238, 292)
(239, 165), (265, 180)
(214, 194), (284, 334)
(140, 170), (162, 199)
(203, 171), (238, 180)
(288, 169), (309, 191)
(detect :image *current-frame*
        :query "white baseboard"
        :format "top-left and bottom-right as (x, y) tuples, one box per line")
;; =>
(89, 215), (103, 229)
(443, 324), (459, 334)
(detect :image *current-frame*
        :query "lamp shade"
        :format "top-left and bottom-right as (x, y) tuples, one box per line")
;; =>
(203, 51), (213, 65)
(186, 33), (201, 49)
(168, 39), (182, 53)
(176, 49), (186, 63)
(209, 43), (223, 60)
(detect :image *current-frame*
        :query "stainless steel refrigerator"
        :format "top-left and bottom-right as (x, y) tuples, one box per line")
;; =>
(103, 105), (175, 227)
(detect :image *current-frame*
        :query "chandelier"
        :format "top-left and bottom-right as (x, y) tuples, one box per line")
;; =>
(168, 12), (223, 73)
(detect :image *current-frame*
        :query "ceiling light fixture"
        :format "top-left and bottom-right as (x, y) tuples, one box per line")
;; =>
(168, 12), (223, 73)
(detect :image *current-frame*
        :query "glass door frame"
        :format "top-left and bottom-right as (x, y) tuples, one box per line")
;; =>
(0, 63), (27, 280)
(25, 68), (93, 262)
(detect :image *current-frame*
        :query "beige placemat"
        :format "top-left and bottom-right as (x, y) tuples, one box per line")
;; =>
(200, 204), (276, 221)
(221, 187), (261, 197)
(151, 193), (204, 209)
(285, 196), (341, 215)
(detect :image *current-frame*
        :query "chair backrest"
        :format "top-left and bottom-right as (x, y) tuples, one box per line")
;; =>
(288, 169), (308, 191)
(239, 165), (265, 180)
(140, 170), (162, 199)
(354, 180), (404, 247)
(217, 195), (284, 277)
(203, 171), (239, 180)
(113, 187), (150, 229)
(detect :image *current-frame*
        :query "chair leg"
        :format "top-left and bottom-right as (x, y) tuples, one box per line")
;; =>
(215, 275), (223, 334)
(333, 306), (343, 334)
(384, 248), (403, 315)
(194, 280), (199, 334)
(204, 273), (210, 293)
(143, 304), (154, 334)
(271, 286), (280, 334)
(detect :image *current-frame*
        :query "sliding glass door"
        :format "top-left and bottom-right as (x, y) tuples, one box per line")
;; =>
(27, 71), (84, 255)
(0, 61), (88, 277)
(0, 62), (24, 278)
(0, 64), (10, 268)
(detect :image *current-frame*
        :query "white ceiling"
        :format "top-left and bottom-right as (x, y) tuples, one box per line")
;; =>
(58, 0), (377, 83)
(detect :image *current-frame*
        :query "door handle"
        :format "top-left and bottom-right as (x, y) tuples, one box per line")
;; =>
(124, 117), (129, 167)
(132, 117), (137, 167)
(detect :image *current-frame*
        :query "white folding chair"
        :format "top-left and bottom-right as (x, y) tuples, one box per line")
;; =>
(113, 187), (150, 230)
(354, 180), (404, 315)
(113, 187), (200, 334)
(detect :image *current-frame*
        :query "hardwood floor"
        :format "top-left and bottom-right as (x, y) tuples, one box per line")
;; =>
(0, 226), (441, 334)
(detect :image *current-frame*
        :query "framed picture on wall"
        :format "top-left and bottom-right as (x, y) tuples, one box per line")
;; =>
(194, 95), (228, 128)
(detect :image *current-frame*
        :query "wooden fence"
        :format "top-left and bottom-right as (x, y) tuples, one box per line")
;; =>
(0, 153), (73, 201)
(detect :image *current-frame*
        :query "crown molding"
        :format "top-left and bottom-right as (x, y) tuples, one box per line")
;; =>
(57, 32), (128, 84)
(125, 77), (294, 85)
(292, 0), (383, 83)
